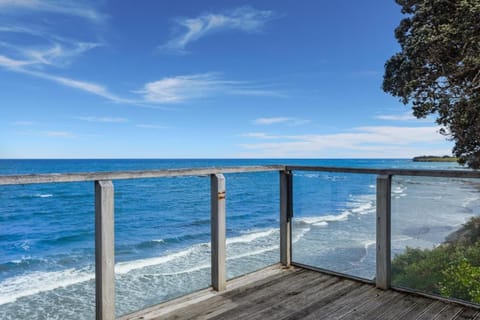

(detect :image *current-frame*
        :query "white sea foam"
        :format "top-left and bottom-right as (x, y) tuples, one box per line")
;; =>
(35, 194), (53, 198)
(351, 202), (374, 214)
(226, 229), (277, 245)
(0, 268), (93, 305)
(292, 227), (310, 243)
(227, 245), (279, 260)
(359, 240), (376, 263)
(392, 186), (406, 194)
(115, 246), (196, 274)
(155, 263), (211, 276)
(297, 210), (351, 225)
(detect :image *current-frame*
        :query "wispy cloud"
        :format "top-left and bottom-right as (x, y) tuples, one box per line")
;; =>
(22, 42), (101, 67)
(0, 55), (32, 68)
(137, 72), (282, 103)
(0, 0), (119, 104)
(160, 6), (278, 53)
(23, 69), (132, 103)
(0, 3), (281, 106)
(136, 124), (167, 129)
(13, 121), (34, 126)
(375, 113), (417, 121)
(239, 126), (451, 158)
(253, 117), (310, 126)
(241, 132), (280, 139)
(45, 131), (75, 138)
(75, 116), (129, 123)
(0, 0), (105, 22)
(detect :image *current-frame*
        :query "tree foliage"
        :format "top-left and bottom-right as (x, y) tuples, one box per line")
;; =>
(392, 217), (480, 303)
(383, 0), (480, 168)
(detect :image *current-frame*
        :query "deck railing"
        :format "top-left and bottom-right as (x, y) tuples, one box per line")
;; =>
(1, 165), (480, 319)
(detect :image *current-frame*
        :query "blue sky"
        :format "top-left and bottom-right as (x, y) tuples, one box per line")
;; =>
(0, 0), (453, 158)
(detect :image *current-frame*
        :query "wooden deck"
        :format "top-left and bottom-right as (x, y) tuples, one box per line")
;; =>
(120, 265), (480, 320)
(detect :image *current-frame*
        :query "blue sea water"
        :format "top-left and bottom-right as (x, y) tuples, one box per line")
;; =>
(0, 159), (478, 319)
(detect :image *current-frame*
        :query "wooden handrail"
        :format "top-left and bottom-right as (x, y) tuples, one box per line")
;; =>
(0, 165), (285, 185)
(286, 165), (480, 178)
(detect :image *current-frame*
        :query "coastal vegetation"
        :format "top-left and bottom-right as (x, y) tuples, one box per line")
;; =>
(392, 217), (480, 303)
(383, 0), (480, 168)
(412, 155), (458, 162)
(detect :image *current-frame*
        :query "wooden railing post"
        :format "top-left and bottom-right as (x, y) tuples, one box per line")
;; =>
(211, 174), (226, 291)
(95, 180), (115, 320)
(376, 175), (391, 289)
(280, 170), (292, 267)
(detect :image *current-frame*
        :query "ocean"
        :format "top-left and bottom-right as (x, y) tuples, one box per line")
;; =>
(0, 159), (478, 319)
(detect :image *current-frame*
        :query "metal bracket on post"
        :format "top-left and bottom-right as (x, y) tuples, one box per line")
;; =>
(280, 170), (293, 267)
(286, 172), (293, 223)
(376, 174), (391, 290)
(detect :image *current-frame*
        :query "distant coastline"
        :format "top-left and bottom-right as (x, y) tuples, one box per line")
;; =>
(412, 155), (458, 162)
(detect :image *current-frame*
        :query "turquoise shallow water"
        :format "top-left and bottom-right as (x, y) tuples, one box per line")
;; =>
(0, 159), (477, 319)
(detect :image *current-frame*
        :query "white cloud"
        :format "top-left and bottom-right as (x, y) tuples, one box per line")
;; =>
(160, 6), (277, 53)
(137, 73), (282, 104)
(45, 131), (74, 138)
(138, 73), (221, 103)
(22, 42), (100, 67)
(254, 117), (290, 125)
(241, 132), (280, 139)
(0, 0), (124, 106)
(13, 121), (33, 126)
(0, 0), (104, 22)
(375, 113), (417, 121)
(76, 116), (129, 123)
(0, 55), (32, 68)
(136, 124), (167, 129)
(0, 54), (135, 104)
(253, 117), (310, 126)
(238, 126), (452, 158)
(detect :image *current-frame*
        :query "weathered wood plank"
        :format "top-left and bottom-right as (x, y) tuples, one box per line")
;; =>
(119, 265), (287, 320)
(159, 271), (306, 320)
(0, 165), (285, 185)
(336, 291), (403, 320)
(301, 285), (378, 320)
(163, 268), (324, 320)
(267, 280), (363, 320)
(212, 270), (333, 319)
(416, 301), (449, 320)
(376, 174), (391, 289)
(454, 308), (480, 320)
(371, 294), (419, 319)
(395, 297), (439, 320)
(4, 164), (480, 186)
(285, 166), (480, 178)
(433, 304), (463, 320)
(95, 180), (115, 320)
(124, 267), (480, 320)
(386, 296), (437, 320)
(210, 174), (226, 291)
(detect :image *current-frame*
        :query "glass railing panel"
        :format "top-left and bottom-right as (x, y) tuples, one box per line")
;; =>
(391, 175), (480, 304)
(114, 176), (210, 317)
(0, 182), (95, 320)
(225, 171), (279, 279)
(291, 171), (377, 280)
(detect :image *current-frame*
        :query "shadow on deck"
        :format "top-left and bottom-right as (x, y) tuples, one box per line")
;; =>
(120, 265), (480, 320)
